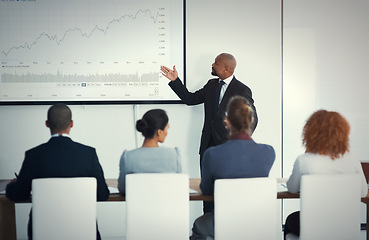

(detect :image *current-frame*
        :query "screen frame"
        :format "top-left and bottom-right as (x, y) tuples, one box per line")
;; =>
(0, 0), (186, 106)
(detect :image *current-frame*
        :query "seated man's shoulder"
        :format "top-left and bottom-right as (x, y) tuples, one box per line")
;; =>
(26, 142), (48, 152)
(65, 140), (96, 153)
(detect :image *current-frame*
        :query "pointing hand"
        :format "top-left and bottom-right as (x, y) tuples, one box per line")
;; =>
(160, 65), (178, 81)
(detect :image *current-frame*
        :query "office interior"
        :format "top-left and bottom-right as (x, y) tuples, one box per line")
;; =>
(0, 0), (368, 239)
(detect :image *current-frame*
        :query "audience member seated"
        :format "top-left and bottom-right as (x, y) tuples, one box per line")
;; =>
(6, 103), (110, 240)
(190, 96), (275, 240)
(118, 109), (182, 194)
(284, 109), (368, 239)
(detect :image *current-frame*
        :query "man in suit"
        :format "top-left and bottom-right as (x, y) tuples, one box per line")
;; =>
(161, 53), (258, 162)
(6, 103), (110, 240)
(161, 53), (258, 213)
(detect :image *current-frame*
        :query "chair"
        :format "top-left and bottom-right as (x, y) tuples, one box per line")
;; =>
(285, 174), (361, 240)
(214, 177), (277, 240)
(32, 177), (97, 240)
(125, 173), (189, 240)
(361, 162), (369, 184)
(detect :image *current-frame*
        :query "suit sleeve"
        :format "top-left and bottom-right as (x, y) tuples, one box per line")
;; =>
(5, 152), (34, 202)
(240, 87), (258, 132)
(169, 78), (205, 105)
(91, 149), (110, 201)
(250, 103), (258, 132)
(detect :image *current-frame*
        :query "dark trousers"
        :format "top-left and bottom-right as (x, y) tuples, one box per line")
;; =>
(284, 211), (300, 239)
(200, 147), (215, 214)
(191, 212), (215, 240)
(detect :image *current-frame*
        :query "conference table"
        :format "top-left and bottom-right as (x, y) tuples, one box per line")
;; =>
(0, 178), (367, 240)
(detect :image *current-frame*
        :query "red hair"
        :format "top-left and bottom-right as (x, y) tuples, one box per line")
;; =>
(303, 110), (350, 159)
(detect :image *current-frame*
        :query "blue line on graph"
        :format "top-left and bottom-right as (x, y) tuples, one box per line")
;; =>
(1, 9), (160, 57)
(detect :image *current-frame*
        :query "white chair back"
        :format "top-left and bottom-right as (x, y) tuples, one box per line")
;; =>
(125, 173), (189, 240)
(214, 177), (277, 240)
(32, 177), (97, 240)
(299, 174), (361, 240)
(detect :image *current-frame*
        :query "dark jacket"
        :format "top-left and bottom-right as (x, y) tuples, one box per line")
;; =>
(169, 77), (258, 155)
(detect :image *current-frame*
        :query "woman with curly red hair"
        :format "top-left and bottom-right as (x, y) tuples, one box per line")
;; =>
(284, 109), (368, 239)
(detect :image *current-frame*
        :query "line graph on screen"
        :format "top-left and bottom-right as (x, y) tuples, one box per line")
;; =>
(1, 8), (161, 58)
(0, 0), (184, 103)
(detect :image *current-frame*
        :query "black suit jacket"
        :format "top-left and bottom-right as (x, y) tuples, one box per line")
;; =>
(6, 136), (109, 202)
(6, 136), (109, 239)
(169, 77), (258, 155)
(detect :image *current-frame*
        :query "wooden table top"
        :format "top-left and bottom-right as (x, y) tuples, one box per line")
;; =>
(0, 178), (299, 202)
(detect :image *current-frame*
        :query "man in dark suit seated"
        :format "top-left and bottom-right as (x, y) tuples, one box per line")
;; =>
(6, 103), (110, 240)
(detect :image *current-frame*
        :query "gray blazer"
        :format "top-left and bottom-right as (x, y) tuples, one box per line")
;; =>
(117, 146), (182, 194)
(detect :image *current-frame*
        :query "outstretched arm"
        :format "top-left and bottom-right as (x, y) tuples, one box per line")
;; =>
(160, 65), (178, 81)
(162, 65), (205, 106)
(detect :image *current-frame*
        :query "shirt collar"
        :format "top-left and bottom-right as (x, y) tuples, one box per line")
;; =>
(229, 133), (251, 140)
(51, 133), (70, 138)
(221, 75), (234, 85)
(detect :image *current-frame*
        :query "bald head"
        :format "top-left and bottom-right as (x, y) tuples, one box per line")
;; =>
(218, 53), (237, 74)
(211, 53), (237, 79)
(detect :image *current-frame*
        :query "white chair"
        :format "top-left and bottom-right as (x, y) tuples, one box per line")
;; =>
(214, 177), (277, 240)
(125, 173), (189, 240)
(32, 177), (97, 240)
(285, 174), (362, 240)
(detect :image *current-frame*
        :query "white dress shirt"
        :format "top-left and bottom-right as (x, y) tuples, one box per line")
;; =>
(218, 75), (233, 104)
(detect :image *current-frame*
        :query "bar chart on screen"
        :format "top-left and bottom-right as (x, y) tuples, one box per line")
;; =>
(0, 0), (184, 102)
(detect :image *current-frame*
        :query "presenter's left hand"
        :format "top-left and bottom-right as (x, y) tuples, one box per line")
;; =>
(160, 65), (178, 81)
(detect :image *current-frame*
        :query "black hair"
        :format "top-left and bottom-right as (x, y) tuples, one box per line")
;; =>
(136, 109), (168, 138)
(47, 103), (72, 132)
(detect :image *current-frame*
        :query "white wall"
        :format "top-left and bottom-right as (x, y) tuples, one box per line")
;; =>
(283, 0), (369, 227)
(4, 0), (369, 239)
(0, 0), (283, 239)
(283, 0), (369, 178)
